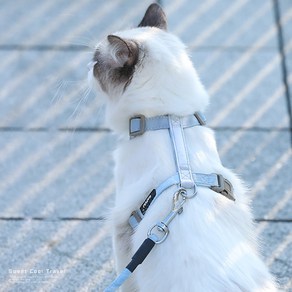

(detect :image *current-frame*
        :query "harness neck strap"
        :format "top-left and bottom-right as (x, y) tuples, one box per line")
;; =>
(129, 112), (206, 139)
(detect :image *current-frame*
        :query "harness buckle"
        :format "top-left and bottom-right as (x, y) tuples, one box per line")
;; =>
(129, 115), (146, 138)
(211, 174), (235, 201)
(194, 112), (206, 125)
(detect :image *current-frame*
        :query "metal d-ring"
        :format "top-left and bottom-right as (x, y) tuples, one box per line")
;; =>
(148, 222), (169, 244)
(179, 185), (198, 199)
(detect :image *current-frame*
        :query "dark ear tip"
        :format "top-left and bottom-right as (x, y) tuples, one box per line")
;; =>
(107, 35), (124, 44)
(147, 3), (163, 10)
(146, 3), (166, 19)
(107, 34), (118, 40)
(138, 2), (167, 31)
(107, 35), (114, 41)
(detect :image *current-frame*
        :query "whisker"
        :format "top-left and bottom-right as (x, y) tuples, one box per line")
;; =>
(67, 35), (97, 50)
(51, 79), (65, 105)
(68, 83), (90, 122)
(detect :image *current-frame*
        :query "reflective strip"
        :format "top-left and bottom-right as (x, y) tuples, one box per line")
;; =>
(168, 115), (195, 189)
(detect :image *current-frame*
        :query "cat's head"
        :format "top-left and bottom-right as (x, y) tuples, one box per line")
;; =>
(89, 3), (209, 133)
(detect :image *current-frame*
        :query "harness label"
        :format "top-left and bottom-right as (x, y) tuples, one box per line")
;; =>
(140, 189), (157, 215)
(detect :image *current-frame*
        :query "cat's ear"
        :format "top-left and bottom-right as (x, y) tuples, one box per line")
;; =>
(107, 35), (138, 68)
(138, 3), (167, 31)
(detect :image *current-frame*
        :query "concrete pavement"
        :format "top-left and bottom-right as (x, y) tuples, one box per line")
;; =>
(0, 0), (291, 291)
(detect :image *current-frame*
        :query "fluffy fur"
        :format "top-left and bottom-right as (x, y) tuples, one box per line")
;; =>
(89, 4), (277, 291)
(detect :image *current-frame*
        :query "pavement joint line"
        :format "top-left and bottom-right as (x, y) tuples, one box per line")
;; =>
(0, 217), (105, 221)
(0, 217), (291, 222)
(273, 0), (292, 147)
(0, 127), (111, 132)
(255, 219), (292, 223)
(0, 127), (290, 132)
(0, 44), (90, 51)
(0, 44), (279, 52)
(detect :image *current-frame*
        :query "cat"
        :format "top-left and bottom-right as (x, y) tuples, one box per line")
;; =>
(88, 3), (277, 292)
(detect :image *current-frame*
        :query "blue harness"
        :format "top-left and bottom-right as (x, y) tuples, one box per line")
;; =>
(105, 112), (235, 291)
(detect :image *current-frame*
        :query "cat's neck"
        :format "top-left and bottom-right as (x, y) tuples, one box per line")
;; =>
(105, 71), (209, 137)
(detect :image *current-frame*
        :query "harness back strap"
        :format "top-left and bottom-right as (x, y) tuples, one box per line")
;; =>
(168, 115), (194, 189)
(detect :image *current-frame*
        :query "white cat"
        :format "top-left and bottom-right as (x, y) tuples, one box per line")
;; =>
(89, 4), (277, 292)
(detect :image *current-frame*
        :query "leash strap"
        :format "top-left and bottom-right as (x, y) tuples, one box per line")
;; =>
(104, 236), (157, 292)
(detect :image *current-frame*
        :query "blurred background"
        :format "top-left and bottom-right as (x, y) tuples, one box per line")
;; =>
(0, 0), (291, 291)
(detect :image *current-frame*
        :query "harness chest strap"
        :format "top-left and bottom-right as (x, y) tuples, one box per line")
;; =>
(129, 172), (234, 229)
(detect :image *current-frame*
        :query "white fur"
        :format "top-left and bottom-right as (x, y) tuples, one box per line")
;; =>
(90, 27), (277, 291)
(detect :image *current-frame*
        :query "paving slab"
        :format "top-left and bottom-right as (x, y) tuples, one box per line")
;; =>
(0, 0), (153, 46)
(0, 131), (115, 217)
(216, 130), (292, 220)
(0, 220), (113, 292)
(164, 0), (278, 48)
(278, 0), (292, 53)
(0, 220), (290, 291)
(0, 50), (103, 129)
(259, 222), (292, 290)
(0, 0), (291, 290)
(191, 49), (289, 129)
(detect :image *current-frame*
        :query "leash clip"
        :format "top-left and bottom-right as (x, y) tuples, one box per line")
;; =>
(147, 189), (186, 244)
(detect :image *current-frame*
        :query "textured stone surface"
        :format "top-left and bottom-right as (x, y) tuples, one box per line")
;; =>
(0, 0), (291, 291)
(192, 50), (289, 129)
(0, 132), (115, 217)
(164, 0), (278, 48)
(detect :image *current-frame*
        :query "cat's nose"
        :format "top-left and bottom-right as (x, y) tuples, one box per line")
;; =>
(87, 61), (97, 70)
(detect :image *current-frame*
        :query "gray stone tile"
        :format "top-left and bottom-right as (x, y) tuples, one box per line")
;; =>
(164, 0), (278, 48)
(0, 132), (115, 217)
(278, 0), (292, 114)
(258, 222), (292, 290)
(0, 221), (114, 291)
(0, 0), (153, 46)
(278, 0), (292, 54)
(216, 130), (292, 220)
(0, 50), (102, 129)
(191, 50), (289, 128)
(0, 220), (290, 291)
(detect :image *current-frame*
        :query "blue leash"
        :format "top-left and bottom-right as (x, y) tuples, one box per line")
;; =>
(104, 268), (131, 292)
(104, 235), (157, 292)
